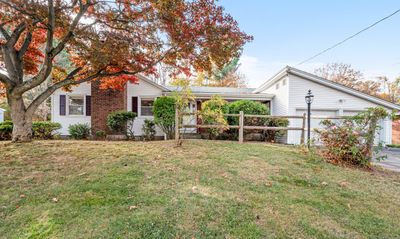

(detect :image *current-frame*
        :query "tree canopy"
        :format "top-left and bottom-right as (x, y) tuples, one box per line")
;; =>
(0, 0), (252, 141)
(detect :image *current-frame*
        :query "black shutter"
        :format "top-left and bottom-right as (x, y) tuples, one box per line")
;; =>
(86, 95), (91, 116)
(60, 95), (66, 115)
(132, 97), (138, 114)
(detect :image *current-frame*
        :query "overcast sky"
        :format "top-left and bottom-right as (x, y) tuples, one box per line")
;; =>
(219, 0), (400, 87)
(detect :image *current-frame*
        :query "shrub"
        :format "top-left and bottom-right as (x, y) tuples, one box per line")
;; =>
(0, 120), (13, 140)
(265, 118), (289, 142)
(200, 96), (228, 139)
(226, 100), (269, 126)
(106, 111), (136, 135)
(153, 97), (176, 139)
(68, 123), (91, 140)
(315, 107), (389, 167)
(32, 121), (61, 139)
(0, 121), (61, 140)
(95, 130), (106, 139)
(142, 119), (156, 141)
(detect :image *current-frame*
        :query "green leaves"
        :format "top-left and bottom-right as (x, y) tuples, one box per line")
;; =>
(107, 111), (137, 135)
(153, 97), (176, 139)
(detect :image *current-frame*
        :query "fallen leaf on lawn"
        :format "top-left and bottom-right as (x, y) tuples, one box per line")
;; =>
(192, 186), (198, 193)
(321, 182), (328, 186)
(347, 204), (351, 209)
(339, 181), (348, 188)
(265, 182), (273, 187)
(52, 198), (58, 203)
(129, 205), (137, 210)
(19, 194), (26, 198)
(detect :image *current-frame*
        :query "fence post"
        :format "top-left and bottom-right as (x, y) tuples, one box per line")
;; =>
(239, 111), (244, 143)
(300, 113), (306, 145)
(175, 106), (179, 142)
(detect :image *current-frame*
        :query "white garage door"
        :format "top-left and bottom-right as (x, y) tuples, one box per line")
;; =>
(292, 109), (339, 144)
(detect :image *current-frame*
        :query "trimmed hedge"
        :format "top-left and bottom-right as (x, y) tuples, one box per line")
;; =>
(32, 121), (62, 139)
(153, 97), (176, 139)
(0, 120), (13, 140)
(0, 121), (61, 140)
(107, 111), (136, 134)
(68, 123), (91, 140)
(227, 100), (269, 126)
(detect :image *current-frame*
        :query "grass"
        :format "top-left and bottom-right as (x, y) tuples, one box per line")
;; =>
(386, 144), (400, 148)
(1, 140), (400, 238)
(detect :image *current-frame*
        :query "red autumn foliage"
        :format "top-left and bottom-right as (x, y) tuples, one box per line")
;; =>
(0, 0), (251, 141)
(1, 0), (252, 89)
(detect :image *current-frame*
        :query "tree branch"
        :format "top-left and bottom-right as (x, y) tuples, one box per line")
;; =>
(17, 31), (32, 59)
(24, 45), (175, 114)
(0, 70), (11, 85)
(25, 67), (84, 115)
(51, 1), (90, 57)
(0, 23), (10, 40)
(7, 23), (26, 47)
(16, 0), (90, 95)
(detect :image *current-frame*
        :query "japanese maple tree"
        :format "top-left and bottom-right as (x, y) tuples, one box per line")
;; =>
(0, 0), (252, 142)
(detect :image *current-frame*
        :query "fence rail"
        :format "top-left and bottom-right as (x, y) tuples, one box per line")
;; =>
(176, 110), (346, 144)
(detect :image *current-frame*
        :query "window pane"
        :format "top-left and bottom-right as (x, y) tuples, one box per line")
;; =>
(141, 100), (154, 116)
(69, 96), (84, 115)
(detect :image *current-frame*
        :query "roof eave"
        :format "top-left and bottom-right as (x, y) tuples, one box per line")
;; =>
(288, 67), (400, 111)
(253, 66), (290, 93)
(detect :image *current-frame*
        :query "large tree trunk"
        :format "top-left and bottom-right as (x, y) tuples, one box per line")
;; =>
(8, 96), (33, 142)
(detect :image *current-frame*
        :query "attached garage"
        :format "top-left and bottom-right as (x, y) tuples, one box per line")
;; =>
(256, 67), (400, 145)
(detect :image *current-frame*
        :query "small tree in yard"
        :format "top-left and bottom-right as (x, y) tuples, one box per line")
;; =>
(0, 0), (251, 142)
(315, 107), (390, 167)
(172, 78), (195, 145)
(153, 97), (176, 140)
(199, 95), (228, 139)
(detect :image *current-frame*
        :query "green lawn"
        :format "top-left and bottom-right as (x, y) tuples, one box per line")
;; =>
(1, 140), (400, 238)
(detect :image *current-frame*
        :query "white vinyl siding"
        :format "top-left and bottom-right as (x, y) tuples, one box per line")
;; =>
(286, 74), (392, 145)
(126, 80), (164, 136)
(51, 83), (91, 135)
(260, 76), (289, 116)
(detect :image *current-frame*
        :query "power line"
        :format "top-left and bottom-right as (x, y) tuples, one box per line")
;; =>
(297, 8), (400, 66)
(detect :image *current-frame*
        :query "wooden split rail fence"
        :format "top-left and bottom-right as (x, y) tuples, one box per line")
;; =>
(175, 110), (347, 144)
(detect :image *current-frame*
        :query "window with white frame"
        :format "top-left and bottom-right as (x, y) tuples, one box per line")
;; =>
(140, 99), (154, 116)
(276, 83), (279, 89)
(282, 79), (286, 86)
(68, 95), (84, 115)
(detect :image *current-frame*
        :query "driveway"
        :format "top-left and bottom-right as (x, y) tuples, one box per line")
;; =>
(374, 148), (400, 172)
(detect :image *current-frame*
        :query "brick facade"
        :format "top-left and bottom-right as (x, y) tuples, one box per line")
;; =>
(392, 119), (400, 145)
(91, 81), (127, 134)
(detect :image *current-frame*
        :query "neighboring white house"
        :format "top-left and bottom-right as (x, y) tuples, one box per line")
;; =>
(0, 108), (5, 123)
(51, 66), (400, 144)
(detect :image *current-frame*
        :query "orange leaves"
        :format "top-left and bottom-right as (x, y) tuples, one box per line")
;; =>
(1, 0), (251, 93)
(13, 28), (47, 75)
(0, 83), (5, 98)
(51, 66), (68, 83)
(99, 75), (139, 91)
